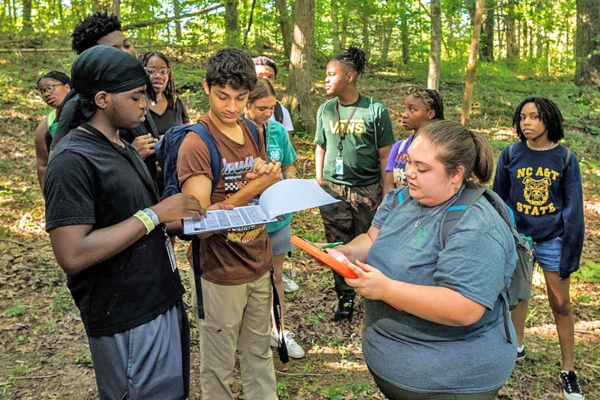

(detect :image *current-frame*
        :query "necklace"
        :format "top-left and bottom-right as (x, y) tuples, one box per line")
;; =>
(526, 140), (557, 151)
(414, 204), (439, 228)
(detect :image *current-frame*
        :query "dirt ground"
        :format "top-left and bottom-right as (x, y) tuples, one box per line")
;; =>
(0, 119), (599, 400)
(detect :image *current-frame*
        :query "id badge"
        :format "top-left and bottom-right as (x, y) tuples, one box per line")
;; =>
(165, 234), (177, 272)
(335, 156), (344, 175)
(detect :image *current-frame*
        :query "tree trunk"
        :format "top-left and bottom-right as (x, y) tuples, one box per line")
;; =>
(22, 0), (32, 32)
(331, 0), (340, 52)
(362, 10), (370, 60)
(340, 11), (348, 50)
(400, 6), (410, 65)
(505, 0), (518, 66)
(225, 0), (239, 47)
(283, 0), (315, 133)
(173, 0), (182, 42)
(461, 0), (484, 127)
(480, 0), (494, 62)
(428, 0), (442, 90)
(112, 0), (120, 18)
(275, 0), (292, 59)
(575, 0), (600, 85)
(380, 22), (392, 66)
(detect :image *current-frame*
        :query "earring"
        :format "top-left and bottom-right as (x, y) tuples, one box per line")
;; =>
(453, 185), (459, 193)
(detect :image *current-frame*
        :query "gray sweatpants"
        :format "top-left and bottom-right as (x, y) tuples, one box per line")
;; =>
(88, 303), (189, 400)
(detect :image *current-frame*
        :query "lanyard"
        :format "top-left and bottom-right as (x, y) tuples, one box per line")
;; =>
(334, 98), (359, 155)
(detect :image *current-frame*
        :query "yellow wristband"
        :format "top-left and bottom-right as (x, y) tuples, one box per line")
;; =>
(134, 210), (155, 234)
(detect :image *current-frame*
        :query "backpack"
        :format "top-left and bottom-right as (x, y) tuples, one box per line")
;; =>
(396, 186), (534, 343)
(274, 101), (284, 124)
(153, 119), (289, 362)
(155, 117), (260, 199)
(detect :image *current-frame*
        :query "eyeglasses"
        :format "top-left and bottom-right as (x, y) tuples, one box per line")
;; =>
(145, 67), (170, 77)
(39, 84), (66, 96)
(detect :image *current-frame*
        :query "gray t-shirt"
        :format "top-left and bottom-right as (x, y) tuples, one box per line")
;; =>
(363, 187), (517, 394)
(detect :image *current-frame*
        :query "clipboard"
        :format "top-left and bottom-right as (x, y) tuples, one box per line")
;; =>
(290, 235), (357, 279)
(290, 235), (403, 312)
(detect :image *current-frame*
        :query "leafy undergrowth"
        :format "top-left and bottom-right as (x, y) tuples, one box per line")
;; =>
(1, 52), (599, 399)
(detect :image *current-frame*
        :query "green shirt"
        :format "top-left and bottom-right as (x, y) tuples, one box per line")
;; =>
(265, 120), (297, 233)
(314, 95), (394, 186)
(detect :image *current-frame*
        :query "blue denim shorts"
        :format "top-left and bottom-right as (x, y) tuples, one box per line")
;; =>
(533, 236), (562, 273)
(268, 223), (292, 256)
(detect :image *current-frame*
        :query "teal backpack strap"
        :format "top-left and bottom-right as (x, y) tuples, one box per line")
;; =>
(439, 187), (485, 247)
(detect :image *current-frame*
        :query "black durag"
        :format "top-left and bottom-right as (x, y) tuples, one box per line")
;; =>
(70, 45), (156, 121)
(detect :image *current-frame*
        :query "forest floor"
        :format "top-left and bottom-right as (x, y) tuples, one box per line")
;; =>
(0, 52), (599, 399)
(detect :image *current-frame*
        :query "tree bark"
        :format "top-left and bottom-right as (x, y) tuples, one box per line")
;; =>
(480, 0), (494, 62)
(461, 0), (484, 127)
(22, 0), (32, 32)
(428, 0), (442, 90)
(331, 0), (340, 52)
(173, 0), (182, 42)
(506, 0), (518, 66)
(575, 0), (600, 85)
(112, 0), (120, 18)
(283, 0), (315, 132)
(275, 0), (292, 59)
(400, 6), (410, 65)
(225, 0), (239, 47)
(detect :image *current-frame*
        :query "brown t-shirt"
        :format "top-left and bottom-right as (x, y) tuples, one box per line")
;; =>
(177, 115), (272, 285)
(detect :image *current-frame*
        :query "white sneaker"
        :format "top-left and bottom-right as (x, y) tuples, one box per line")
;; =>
(271, 329), (305, 359)
(282, 275), (299, 293)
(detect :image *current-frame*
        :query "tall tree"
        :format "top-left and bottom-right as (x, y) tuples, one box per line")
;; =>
(331, 0), (341, 52)
(575, 0), (600, 85)
(225, 0), (239, 47)
(112, 0), (120, 18)
(283, 0), (315, 132)
(505, 0), (519, 66)
(428, 0), (442, 90)
(480, 0), (494, 61)
(275, 0), (292, 59)
(461, 0), (484, 127)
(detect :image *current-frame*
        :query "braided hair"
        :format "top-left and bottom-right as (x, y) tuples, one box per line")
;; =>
(138, 51), (177, 102)
(332, 45), (369, 77)
(406, 87), (445, 120)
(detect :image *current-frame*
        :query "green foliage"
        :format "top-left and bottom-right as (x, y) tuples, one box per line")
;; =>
(73, 354), (92, 365)
(573, 261), (600, 282)
(52, 289), (73, 317)
(6, 299), (26, 317)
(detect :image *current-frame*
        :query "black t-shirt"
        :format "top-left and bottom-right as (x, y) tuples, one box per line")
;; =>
(44, 129), (184, 337)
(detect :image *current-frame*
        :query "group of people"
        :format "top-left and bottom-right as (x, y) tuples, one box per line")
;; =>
(34, 10), (585, 400)
(312, 48), (585, 400)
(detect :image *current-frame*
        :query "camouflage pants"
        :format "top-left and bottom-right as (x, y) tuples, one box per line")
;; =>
(319, 181), (383, 298)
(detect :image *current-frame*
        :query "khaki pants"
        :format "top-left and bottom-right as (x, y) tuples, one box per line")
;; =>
(199, 271), (278, 400)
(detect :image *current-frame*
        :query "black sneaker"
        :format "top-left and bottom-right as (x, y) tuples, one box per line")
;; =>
(334, 296), (354, 322)
(516, 347), (526, 361)
(560, 371), (585, 400)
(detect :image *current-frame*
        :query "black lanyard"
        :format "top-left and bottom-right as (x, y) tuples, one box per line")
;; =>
(334, 98), (359, 155)
(80, 122), (159, 201)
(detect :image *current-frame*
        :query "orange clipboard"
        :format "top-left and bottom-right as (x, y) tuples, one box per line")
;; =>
(290, 235), (402, 312)
(290, 235), (357, 279)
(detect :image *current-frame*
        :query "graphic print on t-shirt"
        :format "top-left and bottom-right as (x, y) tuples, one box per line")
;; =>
(329, 118), (365, 135)
(221, 155), (265, 243)
(516, 165), (560, 216)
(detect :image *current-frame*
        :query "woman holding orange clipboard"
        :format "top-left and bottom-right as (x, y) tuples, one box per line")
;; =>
(324, 120), (517, 399)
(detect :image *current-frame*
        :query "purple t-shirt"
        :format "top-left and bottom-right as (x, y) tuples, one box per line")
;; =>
(385, 135), (414, 186)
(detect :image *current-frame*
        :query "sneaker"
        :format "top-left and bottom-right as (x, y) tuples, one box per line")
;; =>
(560, 371), (585, 400)
(516, 346), (526, 361)
(334, 296), (355, 322)
(271, 329), (305, 359)
(282, 275), (299, 293)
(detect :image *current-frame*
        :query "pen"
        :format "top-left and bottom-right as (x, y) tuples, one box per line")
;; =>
(322, 241), (343, 249)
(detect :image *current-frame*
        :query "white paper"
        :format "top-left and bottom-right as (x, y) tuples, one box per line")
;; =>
(182, 179), (338, 234)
